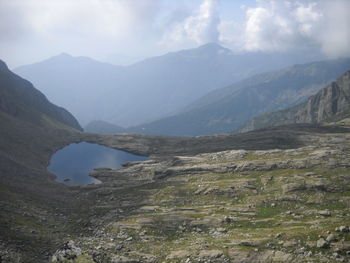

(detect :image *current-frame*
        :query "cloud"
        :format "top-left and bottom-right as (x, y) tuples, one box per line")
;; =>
(0, 0), (163, 67)
(1, 0), (349, 67)
(317, 0), (350, 58)
(3, 0), (161, 39)
(0, 1), (34, 42)
(243, 1), (322, 52)
(220, 0), (350, 58)
(160, 0), (220, 48)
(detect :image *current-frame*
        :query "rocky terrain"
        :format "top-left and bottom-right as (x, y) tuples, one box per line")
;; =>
(45, 119), (350, 263)
(242, 70), (350, 132)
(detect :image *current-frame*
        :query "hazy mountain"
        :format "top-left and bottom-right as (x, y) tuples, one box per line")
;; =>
(14, 43), (323, 127)
(13, 53), (124, 126)
(0, 59), (82, 131)
(131, 58), (350, 136)
(102, 53), (146, 66)
(84, 120), (126, 134)
(242, 70), (350, 131)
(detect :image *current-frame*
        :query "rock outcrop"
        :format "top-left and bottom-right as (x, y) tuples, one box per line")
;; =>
(243, 70), (350, 132)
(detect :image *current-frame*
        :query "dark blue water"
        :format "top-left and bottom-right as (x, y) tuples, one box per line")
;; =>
(48, 142), (148, 185)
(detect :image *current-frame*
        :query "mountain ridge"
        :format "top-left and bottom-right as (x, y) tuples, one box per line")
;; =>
(130, 57), (350, 136)
(14, 43), (324, 126)
(0, 59), (82, 131)
(241, 70), (350, 132)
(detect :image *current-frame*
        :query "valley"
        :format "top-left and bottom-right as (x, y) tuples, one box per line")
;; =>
(2, 116), (350, 262)
(1, 30), (350, 263)
(2, 1), (350, 262)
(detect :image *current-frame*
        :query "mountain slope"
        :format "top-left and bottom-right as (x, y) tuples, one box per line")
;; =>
(84, 120), (126, 134)
(0, 60), (82, 131)
(14, 43), (322, 127)
(0, 60), (84, 262)
(242, 70), (350, 131)
(131, 58), (350, 136)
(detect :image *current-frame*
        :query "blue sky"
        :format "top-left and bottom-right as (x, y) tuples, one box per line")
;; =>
(0, 0), (349, 68)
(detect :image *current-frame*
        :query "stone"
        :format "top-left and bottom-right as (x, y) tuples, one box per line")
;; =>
(283, 240), (297, 248)
(166, 250), (191, 259)
(111, 255), (139, 263)
(336, 226), (349, 232)
(216, 227), (227, 233)
(319, 210), (331, 217)
(275, 233), (282, 238)
(198, 250), (223, 259)
(51, 240), (82, 262)
(223, 216), (235, 223)
(326, 234), (337, 242)
(316, 238), (329, 248)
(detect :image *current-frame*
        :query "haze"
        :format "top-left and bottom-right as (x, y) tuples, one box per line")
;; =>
(1, 0), (350, 68)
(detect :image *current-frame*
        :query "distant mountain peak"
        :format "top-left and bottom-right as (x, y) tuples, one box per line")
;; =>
(48, 53), (74, 62)
(192, 42), (232, 56)
(198, 42), (225, 49)
(58, 52), (73, 58)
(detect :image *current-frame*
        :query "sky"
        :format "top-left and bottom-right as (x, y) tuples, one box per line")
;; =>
(1, 0), (350, 68)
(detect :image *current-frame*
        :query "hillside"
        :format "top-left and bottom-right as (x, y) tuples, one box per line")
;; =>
(84, 120), (126, 134)
(131, 58), (350, 136)
(243, 70), (350, 131)
(0, 60), (82, 131)
(14, 44), (321, 127)
(0, 60), (84, 262)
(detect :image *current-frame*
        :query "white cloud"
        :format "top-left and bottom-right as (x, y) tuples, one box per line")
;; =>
(1, 0), (349, 67)
(317, 0), (350, 58)
(159, 0), (220, 48)
(3, 0), (161, 39)
(0, 0), (163, 66)
(243, 1), (322, 52)
(220, 0), (350, 58)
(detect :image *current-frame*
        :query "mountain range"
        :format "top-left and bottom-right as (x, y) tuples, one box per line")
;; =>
(14, 43), (323, 127)
(131, 58), (350, 136)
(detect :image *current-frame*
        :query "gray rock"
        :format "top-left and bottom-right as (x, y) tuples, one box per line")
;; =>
(338, 226), (349, 232)
(51, 240), (82, 262)
(316, 238), (329, 248)
(319, 210), (331, 217)
(111, 255), (139, 263)
(198, 250), (223, 259)
(326, 234), (337, 242)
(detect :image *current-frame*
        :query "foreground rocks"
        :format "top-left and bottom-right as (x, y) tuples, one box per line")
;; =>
(48, 120), (350, 262)
(51, 241), (82, 262)
(3, 121), (350, 262)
